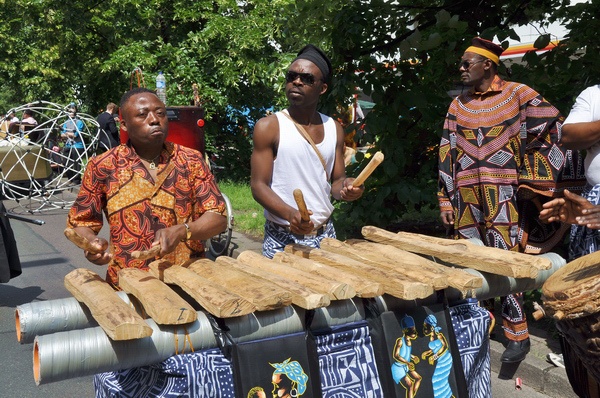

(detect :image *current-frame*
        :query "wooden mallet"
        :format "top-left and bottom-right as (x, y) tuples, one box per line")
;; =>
(131, 245), (161, 260)
(352, 151), (384, 186)
(293, 189), (310, 222)
(63, 228), (106, 254)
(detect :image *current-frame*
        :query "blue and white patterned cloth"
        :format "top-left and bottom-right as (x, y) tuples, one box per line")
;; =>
(569, 183), (600, 261)
(95, 323), (384, 397)
(262, 219), (336, 258)
(314, 321), (384, 397)
(449, 299), (491, 398)
(94, 348), (235, 398)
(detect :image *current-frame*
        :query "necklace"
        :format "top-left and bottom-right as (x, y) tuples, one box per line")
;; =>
(138, 153), (161, 170)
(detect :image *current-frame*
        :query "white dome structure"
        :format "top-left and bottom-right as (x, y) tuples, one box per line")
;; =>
(0, 101), (101, 212)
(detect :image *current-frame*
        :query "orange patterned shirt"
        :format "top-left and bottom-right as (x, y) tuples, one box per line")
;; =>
(67, 142), (225, 287)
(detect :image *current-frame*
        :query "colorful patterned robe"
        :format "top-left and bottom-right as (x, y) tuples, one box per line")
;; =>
(438, 76), (585, 253)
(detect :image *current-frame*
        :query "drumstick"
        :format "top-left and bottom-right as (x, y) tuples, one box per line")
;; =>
(352, 151), (384, 186)
(64, 228), (106, 254)
(131, 245), (161, 260)
(293, 189), (310, 222)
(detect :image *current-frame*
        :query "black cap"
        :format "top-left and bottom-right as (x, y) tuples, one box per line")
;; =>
(294, 44), (332, 82)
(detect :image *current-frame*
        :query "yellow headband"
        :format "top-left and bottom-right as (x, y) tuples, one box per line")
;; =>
(465, 46), (500, 65)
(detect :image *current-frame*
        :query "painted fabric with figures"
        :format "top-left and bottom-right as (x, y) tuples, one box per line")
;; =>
(375, 305), (467, 397)
(232, 331), (322, 398)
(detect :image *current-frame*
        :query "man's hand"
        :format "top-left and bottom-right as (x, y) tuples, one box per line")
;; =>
(339, 178), (364, 201)
(82, 235), (111, 265)
(576, 202), (600, 229)
(65, 227), (111, 265)
(153, 224), (188, 256)
(440, 210), (454, 228)
(540, 189), (594, 225)
(85, 243), (112, 265)
(539, 198), (568, 223)
(288, 209), (315, 235)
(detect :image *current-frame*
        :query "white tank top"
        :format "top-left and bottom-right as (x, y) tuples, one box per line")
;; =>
(564, 85), (600, 185)
(265, 110), (337, 226)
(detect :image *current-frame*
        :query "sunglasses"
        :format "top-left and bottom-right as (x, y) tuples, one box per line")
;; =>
(459, 59), (484, 69)
(285, 71), (319, 85)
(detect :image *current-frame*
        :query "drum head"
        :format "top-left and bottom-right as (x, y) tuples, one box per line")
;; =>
(542, 251), (600, 319)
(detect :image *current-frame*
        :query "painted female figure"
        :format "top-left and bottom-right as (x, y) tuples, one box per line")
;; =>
(270, 358), (308, 398)
(421, 314), (455, 398)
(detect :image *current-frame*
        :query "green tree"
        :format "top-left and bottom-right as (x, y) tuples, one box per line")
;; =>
(282, 0), (592, 238)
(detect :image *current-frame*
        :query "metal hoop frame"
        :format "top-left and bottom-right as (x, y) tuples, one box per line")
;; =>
(0, 101), (101, 212)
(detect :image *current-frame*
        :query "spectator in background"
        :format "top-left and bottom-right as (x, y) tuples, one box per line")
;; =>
(61, 106), (85, 184)
(20, 108), (38, 136)
(97, 102), (120, 152)
(7, 111), (19, 124)
(21, 109), (37, 126)
(0, 111), (19, 137)
(19, 109), (37, 138)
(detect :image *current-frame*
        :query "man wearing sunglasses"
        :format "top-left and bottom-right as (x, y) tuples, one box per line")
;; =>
(251, 44), (364, 258)
(437, 37), (584, 367)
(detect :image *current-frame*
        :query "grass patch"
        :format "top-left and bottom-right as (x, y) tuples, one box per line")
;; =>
(217, 180), (265, 238)
(218, 181), (443, 239)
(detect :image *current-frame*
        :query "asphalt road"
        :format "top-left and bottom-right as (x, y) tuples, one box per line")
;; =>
(0, 198), (561, 398)
(0, 201), (97, 397)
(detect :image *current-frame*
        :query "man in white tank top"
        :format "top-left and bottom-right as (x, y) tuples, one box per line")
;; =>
(251, 44), (364, 258)
(542, 84), (600, 260)
(539, 84), (600, 395)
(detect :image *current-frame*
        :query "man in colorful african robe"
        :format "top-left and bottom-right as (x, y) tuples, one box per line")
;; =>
(437, 37), (585, 364)
(67, 87), (226, 288)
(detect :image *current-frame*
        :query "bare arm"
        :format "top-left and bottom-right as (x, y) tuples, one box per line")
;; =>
(330, 120), (364, 201)
(561, 121), (600, 150)
(561, 87), (600, 150)
(250, 115), (314, 234)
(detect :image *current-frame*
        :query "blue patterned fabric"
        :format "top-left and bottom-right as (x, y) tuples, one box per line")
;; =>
(94, 348), (235, 398)
(314, 321), (384, 397)
(449, 299), (491, 398)
(262, 219), (336, 258)
(569, 183), (600, 261)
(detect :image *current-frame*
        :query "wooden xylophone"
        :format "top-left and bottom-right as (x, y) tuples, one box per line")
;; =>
(17, 226), (567, 385)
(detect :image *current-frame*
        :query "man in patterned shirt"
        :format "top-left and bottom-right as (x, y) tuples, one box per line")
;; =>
(67, 87), (226, 288)
(437, 37), (584, 363)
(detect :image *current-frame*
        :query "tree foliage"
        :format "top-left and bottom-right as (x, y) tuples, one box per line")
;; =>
(0, 0), (597, 237)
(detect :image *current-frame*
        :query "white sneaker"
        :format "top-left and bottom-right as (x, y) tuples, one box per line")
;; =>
(547, 353), (565, 368)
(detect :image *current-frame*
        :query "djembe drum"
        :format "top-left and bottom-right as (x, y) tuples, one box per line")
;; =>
(542, 251), (600, 396)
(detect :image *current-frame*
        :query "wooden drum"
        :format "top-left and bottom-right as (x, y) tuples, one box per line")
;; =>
(542, 251), (600, 385)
